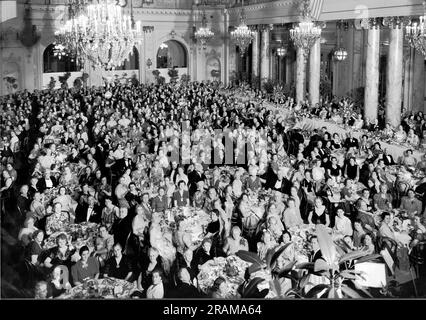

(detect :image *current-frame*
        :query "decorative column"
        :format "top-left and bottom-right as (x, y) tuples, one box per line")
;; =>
(251, 27), (260, 80)
(384, 18), (404, 127)
(309, 38), (320, 106)
(260, 26), (270, 81)
(412, 49), (426, 112)
(363, 19), (381, 123)
(296, 47), (306, 103)
(143, 26), (155, 84)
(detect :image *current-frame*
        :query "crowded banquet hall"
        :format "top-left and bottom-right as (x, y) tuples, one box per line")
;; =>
(1, 0), (426, 300)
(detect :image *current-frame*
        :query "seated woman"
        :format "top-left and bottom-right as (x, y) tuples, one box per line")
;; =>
(256, 229), (278, 262)
(137, 247), (165, 291)
(394, 125), (407, 143)
(104, 243), (133, 282)
(333, 208), (353, 240)
(71, 246), (100, 286)
(47, 266), (72, 298)
(406, 129), (420, 147)
(265, 215), (285, 243)
(43, 233), (76, 271)
(18, 216), (39, 247)
(360, 233), (376, 254)
(307, 197), (330, 227)
(45, 203), (73, 236)
(26, 230), (44, 266)
(400, 149), (417, 167)
(223, 226), (249, 256)
(282, 198), (304, 230)
(146, 268), (165, 299)
(53, 186), (77, 215)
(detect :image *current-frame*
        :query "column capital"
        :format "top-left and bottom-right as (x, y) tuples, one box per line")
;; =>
(382, 16), (411, 29)
(248, 25), (259, 32)
(259, 24), (273, 32)
(143, 26), (154, 33)
(360, 18), (383, 30)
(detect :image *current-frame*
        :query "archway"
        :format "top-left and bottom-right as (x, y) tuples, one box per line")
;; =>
(43, 44), (78, 73)
(156, 40), (188, 69)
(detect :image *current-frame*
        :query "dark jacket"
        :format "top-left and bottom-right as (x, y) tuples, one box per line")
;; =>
(74, 203), (102, 224)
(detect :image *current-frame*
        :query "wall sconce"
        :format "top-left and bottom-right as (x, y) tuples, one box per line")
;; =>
(170, 30), (177, 38)
(146, 58), (152, 68)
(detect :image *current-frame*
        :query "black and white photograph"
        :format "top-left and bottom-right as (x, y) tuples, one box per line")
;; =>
(1, 0), (426, 310)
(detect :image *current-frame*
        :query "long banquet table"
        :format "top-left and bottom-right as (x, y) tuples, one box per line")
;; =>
(294, 118), (424, 162)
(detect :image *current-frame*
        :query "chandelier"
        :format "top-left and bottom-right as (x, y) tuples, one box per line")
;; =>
(55, 0), (142, 70)
(194, 0), (214, 49)
(405, 1), (426, 56)
(333, 20), (347, 61)
(334, 48), (348, 61)
(230, 0), (254, 56)
(289, 0), (322, 57)
(277, 47), (286, 57)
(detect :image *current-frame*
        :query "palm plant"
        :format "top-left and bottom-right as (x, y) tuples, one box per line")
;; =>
(235, 242), (297, 298)
(236, 225), (383, 298)
(295, 225), (381, 298)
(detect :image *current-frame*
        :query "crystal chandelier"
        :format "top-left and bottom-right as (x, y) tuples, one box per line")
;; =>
(290, 0), (322, 57)
(194, 0), (214, 49)
(405, 1), (426, 56)
(230, 0), (254, 56)
(55, 0), (142, 70)
(333, 21), (347, 61)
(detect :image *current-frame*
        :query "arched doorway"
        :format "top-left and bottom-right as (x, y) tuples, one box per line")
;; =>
(42, 44), (81, 89)
(156, 40), (188, 69)
(43, 44), (78, 73)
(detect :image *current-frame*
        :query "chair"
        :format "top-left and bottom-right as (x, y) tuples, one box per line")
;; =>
(409, 241), (426, 278)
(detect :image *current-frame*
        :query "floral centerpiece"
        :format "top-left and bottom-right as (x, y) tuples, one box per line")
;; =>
(197, 255), (250, 297)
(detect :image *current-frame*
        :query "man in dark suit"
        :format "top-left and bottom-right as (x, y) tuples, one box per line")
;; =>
(36, 170), (58, 192)
(188, 163), (207, 197)
(310, 236), (323, 262)
(344, 132), (359, 150)
(75, 196), (101, 223)
(267, 169), (292, 195)
(382, 150), (396, 166)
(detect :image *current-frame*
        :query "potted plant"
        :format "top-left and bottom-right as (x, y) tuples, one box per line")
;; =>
(180, 74), (191, 84)
(168, 67), (179, 84)
(48, 77), (56, 90)
(58, 72), (71, 89)
(3, 76), (18, 93)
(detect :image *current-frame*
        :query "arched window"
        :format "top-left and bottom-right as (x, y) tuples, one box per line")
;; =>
(114, 47), (140, 71)
(43, 44), (78, 73)
(156, 40), (188, 69)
